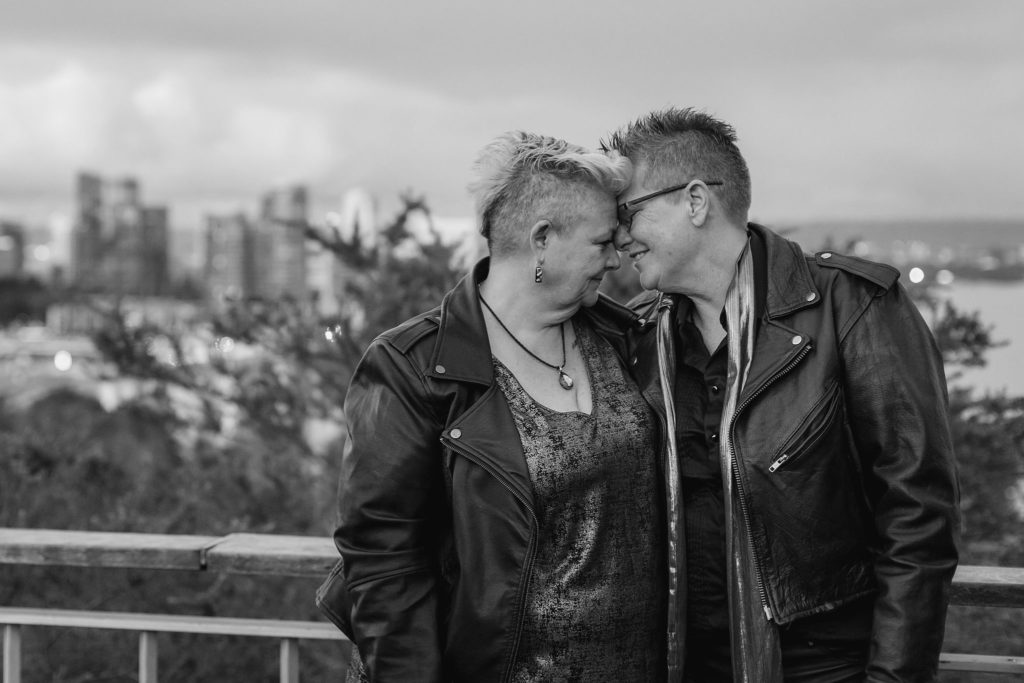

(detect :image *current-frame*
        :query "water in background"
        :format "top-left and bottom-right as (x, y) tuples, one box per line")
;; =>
(943, 280), (1024, 396)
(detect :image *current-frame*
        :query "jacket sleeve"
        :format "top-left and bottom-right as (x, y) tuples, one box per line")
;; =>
(839, 281), (961, 682)
(333, 338), (446, 682)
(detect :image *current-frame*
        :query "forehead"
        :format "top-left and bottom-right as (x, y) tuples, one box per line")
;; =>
(566, 188), (617, 232)
(622, 160), (657, 199)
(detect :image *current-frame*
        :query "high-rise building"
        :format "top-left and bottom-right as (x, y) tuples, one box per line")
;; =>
(205, 212), (252, 304)
(141, 207), (169, 295)
(251, 186), (307, 301)
(71, 172), (169, 295)
(306, 240), (340, 317)
(306, 188), (379, 318)
(0, 221), (25, 277)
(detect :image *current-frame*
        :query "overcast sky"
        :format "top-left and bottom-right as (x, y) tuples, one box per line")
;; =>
(2, 0), (1022, 235)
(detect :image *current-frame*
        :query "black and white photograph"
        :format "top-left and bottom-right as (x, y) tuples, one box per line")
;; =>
(1, 1), (1021, 681)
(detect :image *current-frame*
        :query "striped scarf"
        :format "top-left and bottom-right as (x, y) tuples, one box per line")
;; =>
(721, 239), (783, 681)
(655, 238), (783, 681)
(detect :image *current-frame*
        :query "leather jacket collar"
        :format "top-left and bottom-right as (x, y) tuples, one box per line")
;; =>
(755, 223), (821, 320)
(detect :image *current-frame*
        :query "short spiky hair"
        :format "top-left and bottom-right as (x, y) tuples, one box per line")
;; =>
(469, 131), (632, 257)
(602, 107), (751, 222)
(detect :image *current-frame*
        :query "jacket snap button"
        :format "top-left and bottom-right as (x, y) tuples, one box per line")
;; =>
(805, 292), (816, 301)
(821, 252), (832, 259)
(435, 364), (446, 374)
(638, 318), (647, 326)
(791, 335), (802, 345)
(450, 428), (462, 439)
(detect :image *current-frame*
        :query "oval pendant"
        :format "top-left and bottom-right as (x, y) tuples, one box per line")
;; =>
(558, 370), (574, 390)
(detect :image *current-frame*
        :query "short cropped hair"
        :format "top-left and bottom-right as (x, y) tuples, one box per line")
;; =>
(469, 131), (632, 257)
(602, 107), (751, 222)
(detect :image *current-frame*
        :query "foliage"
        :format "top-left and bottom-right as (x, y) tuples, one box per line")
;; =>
(0, 194), (461, 680)
(0, 275), (52, 326)
(0, 386), (344, 680)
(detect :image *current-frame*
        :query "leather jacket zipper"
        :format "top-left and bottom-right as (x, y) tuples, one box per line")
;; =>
(729, 342), (813, 622)
(767, 384), (841, 473)
(440, 433), (538, 682)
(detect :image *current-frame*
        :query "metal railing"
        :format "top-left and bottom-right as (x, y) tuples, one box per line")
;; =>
(0, 529), (343, 682)
(1, 528), (1023, 681)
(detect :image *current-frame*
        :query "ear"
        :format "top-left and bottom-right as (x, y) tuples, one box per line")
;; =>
(685, 182), (712, 228)
(528, 220), (552, 257)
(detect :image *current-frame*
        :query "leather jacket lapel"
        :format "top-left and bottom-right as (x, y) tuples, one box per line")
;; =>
(428, 260), (494, 386)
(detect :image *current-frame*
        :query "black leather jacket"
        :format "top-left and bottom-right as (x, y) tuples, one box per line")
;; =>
(318, 258), (643, 682)
(629, 224), (960, 682)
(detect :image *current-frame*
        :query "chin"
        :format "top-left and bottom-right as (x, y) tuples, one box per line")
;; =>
(638, 272), (659, 292)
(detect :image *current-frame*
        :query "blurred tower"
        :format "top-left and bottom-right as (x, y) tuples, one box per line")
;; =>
(141, 207), (169, 295)
(306, 188), (380, 317)
(0, 221), (26, 277)
(251, 186), (308, 300)
(306, 240), (339, 317)
(70, 172), (169, 295)
(338, 188), (377, 248)
(205, 213), (252, 304)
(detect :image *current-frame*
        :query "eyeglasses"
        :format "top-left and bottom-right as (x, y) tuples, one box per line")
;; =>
(617, 179), (723, 231)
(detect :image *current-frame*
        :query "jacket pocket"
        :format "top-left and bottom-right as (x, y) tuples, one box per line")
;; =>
(315, 558), (354, 638)
(768, 380), (843, 473)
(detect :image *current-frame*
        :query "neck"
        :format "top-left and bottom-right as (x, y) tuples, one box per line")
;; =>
(680, 221), (748, 329)
(480, 257), (577, 332)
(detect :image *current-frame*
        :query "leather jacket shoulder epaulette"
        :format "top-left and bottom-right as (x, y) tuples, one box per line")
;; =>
(813, 251), (900, 291)
(383, 310), (441, 354)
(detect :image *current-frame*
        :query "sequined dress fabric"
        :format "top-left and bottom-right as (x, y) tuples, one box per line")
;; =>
(492, 319), (663, 682)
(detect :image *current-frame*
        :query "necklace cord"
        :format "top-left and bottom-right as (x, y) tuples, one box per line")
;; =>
(477, 290), (576, 390)
(477, 290), (566, 372)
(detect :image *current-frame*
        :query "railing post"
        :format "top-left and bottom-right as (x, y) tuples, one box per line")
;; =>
(280, 638), (299, 683)
(139, 631), (158, 683)
(3, 625), (21, 683)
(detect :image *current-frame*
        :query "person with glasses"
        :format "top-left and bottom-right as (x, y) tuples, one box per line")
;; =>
(603, 107), (960, 682)
(318, 131), (669, 681)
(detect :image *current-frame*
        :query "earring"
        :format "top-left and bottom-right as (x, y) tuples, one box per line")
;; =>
(534, 263), (544, 283)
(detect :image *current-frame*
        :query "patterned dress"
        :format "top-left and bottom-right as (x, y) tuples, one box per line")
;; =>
(493, 319), (664, 682)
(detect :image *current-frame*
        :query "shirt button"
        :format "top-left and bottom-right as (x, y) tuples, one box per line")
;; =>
(805, 292), (816, 302)
(450, 428), (462, 439)
(638, 318), (647, 326)
(710, 384), (720, 394)
(631, 356), (639, 366)
(435, 364), (446, 374)
(709, 433), (719, 443)
(821, 252), (832, 259)
(791, 335), (802, 345)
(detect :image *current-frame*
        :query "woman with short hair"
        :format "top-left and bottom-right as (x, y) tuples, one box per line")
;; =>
(319, 131), (666, 682)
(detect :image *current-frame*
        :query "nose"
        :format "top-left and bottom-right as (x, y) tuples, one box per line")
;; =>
(613, 223), (633, 251)
(606, 246), (620, 271)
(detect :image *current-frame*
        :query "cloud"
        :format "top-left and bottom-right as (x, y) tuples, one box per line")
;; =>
(0, 46), (499, 224)
(1, 0), (1022, 226)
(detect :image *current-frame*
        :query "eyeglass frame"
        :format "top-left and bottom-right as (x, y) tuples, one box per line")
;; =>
(617, 179), (724, 231)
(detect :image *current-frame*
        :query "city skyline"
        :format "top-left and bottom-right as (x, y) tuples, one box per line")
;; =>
(1, 1), (1023, 234)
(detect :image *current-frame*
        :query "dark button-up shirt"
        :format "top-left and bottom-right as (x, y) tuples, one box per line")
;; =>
(675, 310), (730, 633)
(674, 231), (872, 647)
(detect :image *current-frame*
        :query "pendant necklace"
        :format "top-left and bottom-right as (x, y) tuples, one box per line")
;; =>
(477, 290), (574, 390)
